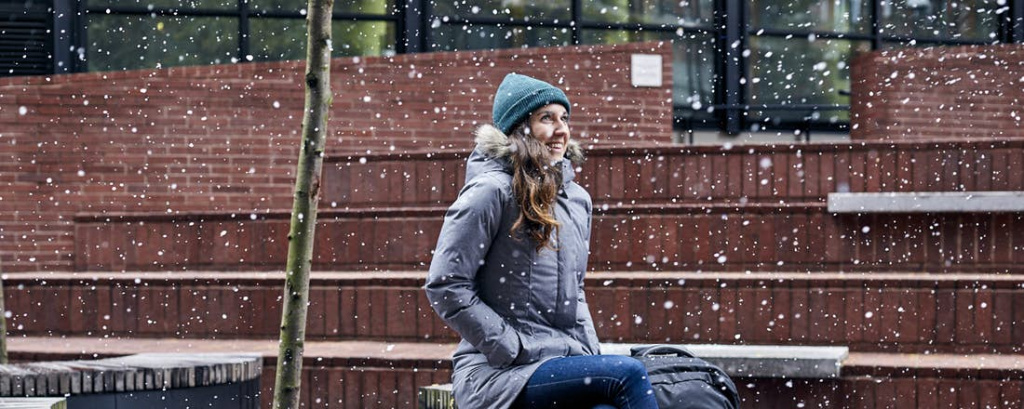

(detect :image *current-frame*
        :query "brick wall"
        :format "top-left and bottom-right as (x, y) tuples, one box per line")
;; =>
(0, 41), (673, 272)
(850, 44), (1024, 141)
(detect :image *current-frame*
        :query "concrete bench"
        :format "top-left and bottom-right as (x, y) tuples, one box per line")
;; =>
(0, 353), (261, 409)
(418, 343), (849, 409)
(828, 191), (1024, 213)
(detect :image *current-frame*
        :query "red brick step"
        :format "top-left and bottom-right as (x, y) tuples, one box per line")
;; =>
(73, 206), (1024, 273)
(9, 271), (1023, 354)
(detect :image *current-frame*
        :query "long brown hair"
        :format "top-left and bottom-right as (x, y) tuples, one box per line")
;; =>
(508, 122), (562, 251)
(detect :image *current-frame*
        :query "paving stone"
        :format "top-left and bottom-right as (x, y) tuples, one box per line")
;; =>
(0, 354), (261, 397)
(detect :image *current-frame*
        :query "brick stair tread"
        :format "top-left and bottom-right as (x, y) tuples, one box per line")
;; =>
(7, 336), (455, 362)
(9, 336), (1024, 377)
(8, 270), (1024, 283)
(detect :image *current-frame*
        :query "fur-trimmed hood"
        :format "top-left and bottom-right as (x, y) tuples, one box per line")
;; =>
(465, 124), (584, 186)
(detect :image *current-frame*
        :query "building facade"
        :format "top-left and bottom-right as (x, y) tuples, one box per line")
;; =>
(2, 0), (1023, 140)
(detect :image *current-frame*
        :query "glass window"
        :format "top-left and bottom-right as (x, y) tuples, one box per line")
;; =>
(747, 36), (866, 105)
(88, 0), (234, 10)
(750, 0), (871, 34)
(433, 24), (572, 51)
(251, 0), (394, 14)
(432, 0), (571, 21)
(250, 18), (305, 61)
(880, 0), (1000, 40)
(745, 37), (869, 125)
(581, 29), (715, 115)
(86, 15), (238, 71)
(673, 33), (716, 115)
(581, 0), (714, 27)
(251, 18), (395, 61)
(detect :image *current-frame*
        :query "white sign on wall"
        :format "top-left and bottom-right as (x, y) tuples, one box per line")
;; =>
(631, 54), (663, 87)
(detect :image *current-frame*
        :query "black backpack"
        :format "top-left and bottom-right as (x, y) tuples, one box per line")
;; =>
(630, 344), (741, 409)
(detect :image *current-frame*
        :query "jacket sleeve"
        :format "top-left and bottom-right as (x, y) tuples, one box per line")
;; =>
(577, 194), (601, 354)
(424, 176), (522, 368)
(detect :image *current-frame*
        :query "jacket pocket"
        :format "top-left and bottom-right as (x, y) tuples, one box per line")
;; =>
(513, 333), (570, 365)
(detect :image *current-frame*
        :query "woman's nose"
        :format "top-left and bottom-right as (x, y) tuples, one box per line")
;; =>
(554, 119), (568, 133)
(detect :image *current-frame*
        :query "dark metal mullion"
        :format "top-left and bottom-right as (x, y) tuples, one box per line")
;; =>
(750, 29), (993, 46)
(1014, 0), (1024, 43)
(740, 0), (750, 132)
(398, 0), (420, 53)
(750, 28), (874, 42)
(870, 0), (881, 49)
(422, 0), (433, 51)
(53, 0), (73, 73)
(84, 7), (240, 17)
(441, 15), (574, 28)
(249, 11), (400, 21)
(76, 0), (88, 73)
(879, 36), (996, 46)
(444, 16), (716, 33)
(750, 119), (849, 132)
(571, 0), (582, 45)
(713, 104), (848, 111)
(578, 22), (715, 34)
(86, 6), (397, 21)
(238, 0), (249, 62)
(718, 0), (744, 135)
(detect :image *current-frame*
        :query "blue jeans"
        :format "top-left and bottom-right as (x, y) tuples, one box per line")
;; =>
(510, 355), (659, 409)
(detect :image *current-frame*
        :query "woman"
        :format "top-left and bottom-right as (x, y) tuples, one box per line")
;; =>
(425, 73), (658, 409)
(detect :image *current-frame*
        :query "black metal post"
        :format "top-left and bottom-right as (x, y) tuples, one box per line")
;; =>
(571, 0), (582, 45)
(76, 0), (87, 72)
(1008, 0), (1024, 43)
(421, 0), (433, 52)
(717, 0), (744, 135)
(398, 0), (419, 53)
(238, 0), (250, 61)
(52, 0), (75, 73)
(870, 0), (882, 49)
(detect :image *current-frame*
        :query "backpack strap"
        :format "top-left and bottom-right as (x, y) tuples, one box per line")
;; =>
(630, 344), (697, 359)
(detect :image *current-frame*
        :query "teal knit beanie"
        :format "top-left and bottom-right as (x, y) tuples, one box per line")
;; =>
(492, 73), (571, 135)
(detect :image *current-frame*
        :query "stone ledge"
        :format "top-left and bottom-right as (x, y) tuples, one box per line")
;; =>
(828, 191), (1024, 213)
(0, 398), (66, 409)
(600, 343), (848, 379)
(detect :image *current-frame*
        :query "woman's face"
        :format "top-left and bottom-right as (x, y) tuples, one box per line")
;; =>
(527, 103), (570, 160)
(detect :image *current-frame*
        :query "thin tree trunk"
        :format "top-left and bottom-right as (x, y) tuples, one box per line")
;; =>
(272, 0), (332, 407)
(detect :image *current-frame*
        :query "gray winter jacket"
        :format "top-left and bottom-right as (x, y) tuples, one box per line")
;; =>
(424, 124), (601, 409)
